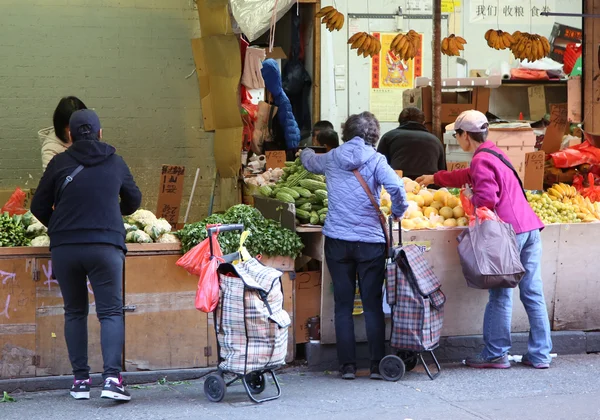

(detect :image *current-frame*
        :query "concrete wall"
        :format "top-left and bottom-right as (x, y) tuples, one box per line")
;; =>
(319, 0), (582, 132)
(0, 0), (217, 220)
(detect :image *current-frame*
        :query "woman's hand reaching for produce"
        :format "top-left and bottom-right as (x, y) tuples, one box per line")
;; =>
(416, 175), (435, 187)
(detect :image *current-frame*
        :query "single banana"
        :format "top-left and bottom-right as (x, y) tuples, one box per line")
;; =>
(336, 13), (344, 31)
(442, 37), (449, 53)
(455, 36), (467, 45)
(352, 33), (368, 50)
(315, 6), (334, 18)
(359, 36), (372, 56)
(348, 32), (362, 45)
(485, 29), (494, 41)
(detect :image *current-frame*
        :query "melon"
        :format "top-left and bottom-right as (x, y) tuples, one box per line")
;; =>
(418, 190), (434, 206)
(424, 207), (439, 218)
(443, 218), (458, 227)
(413, 195), (425, 207)
(430, 201), (443, 210)
(447, 196), (461, 209)
(453, 206), (465, 218)
(439, 206), (454, 220)
(409, 210), (424, 219)
(401, 219), (416, 230)
(433, 190), (449, 205)
(457, 216), (469, 227)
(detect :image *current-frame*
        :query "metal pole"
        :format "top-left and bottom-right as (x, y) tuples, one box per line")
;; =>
(432, 0), (442, 140)
(183, 168), (200, 225)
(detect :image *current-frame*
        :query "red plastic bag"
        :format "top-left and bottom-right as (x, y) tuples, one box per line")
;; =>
(549, 138), (600, 168)
(176, 224), (223, 312)
(563, 43), (582, 75)
(460, 189), (500, 226)
(1, 187), (27, 216)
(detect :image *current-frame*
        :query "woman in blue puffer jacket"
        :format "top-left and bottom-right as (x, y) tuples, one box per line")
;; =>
(300, 111), (409, 380)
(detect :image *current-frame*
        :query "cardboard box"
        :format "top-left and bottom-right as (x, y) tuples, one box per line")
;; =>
(489, 123), (537, 148)
(402, 86), (490, 124)
(568, 76), (582, 123)
(294, 271), (321, 344)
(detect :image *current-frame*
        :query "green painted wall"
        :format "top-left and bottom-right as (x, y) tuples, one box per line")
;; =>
(0, 0), (219, 221)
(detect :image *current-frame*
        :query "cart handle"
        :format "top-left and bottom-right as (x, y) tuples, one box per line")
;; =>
(207, 224), (244, 259)
(388, 217), (401, 258)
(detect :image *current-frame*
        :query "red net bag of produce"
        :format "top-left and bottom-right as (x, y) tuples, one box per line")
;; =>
(1, 187), (27, 216)
(176, 224), (223, 313)
(563, 43), (582, 75)
(460, 188), (500, 226)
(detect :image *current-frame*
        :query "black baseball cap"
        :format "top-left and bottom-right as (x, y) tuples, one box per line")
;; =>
(69, 109), (101, 141)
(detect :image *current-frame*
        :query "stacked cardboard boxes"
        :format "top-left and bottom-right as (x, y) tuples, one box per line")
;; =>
(488, 123), (537, 182)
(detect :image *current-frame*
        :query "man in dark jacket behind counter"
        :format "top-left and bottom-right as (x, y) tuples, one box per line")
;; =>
(377, 107), (446, 180)
(31, 109), (141, 402)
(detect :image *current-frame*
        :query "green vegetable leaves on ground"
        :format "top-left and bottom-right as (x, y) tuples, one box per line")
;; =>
(176, 205), (304, 258)
(1, 391), (15, 402)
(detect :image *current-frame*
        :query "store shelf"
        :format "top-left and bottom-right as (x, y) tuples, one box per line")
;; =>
(501, 79), (568, 87)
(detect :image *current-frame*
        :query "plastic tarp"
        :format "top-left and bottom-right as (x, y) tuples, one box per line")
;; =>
(229, 0), (297, 42)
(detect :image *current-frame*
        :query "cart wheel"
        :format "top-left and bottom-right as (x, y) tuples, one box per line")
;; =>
(379, 355), (405, 382)
(398, 351), (418, 372)
(245, 372), (266, 395)
(204, 374), (226, 402)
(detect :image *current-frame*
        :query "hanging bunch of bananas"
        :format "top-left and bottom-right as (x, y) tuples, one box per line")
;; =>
(548, 183), (578, 200)
(441, 34), (467, 56)
(348, 32), (381, 58)
(389, 30), (420, 61)
(315, 6), (344, 32)
(510, 31), (551, 62)
(485, 29), (514, 50)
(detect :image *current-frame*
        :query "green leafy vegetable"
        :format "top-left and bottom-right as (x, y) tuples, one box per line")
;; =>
(176, 205), (304, 258)
(1, 391), (15, 402)
(0, 212), (31, 247)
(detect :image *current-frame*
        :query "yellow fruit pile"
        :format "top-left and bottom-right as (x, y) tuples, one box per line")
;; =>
(527, 183), (600, 224)
(485, 30), (513, 51)
(510, 31), (550, 62)
(348, 32), (381, 58)
(441, 34), (467, 56)
(381, 179), (466, 230)
(316, 6), (344, 32)
(389, 30), (420, 61)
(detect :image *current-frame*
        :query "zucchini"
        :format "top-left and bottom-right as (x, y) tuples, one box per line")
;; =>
(258, 185), (273, 197)
(298, 202), (312, 211)
(291, 186), (312, 198)
(299, 179), (327, 192)
(276, 192), (295, 203)
(314, 189), (328, 202)
(310, 211), (319, 225)
(278, 187), (300, 199)
(295, 209), (311, 220)
(317, 207), (328, 216)
(319, 213), (327, 224)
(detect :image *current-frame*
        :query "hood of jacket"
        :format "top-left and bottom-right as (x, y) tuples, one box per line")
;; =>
(398, 121), (429, 132)
(66, 140), (116, 166)
(38, 127), (68, 150)
(332, 137), (377, 171)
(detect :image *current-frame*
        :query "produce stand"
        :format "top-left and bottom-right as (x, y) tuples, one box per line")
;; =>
(294, 222), (600, 346)
(0, 243), (294, 378)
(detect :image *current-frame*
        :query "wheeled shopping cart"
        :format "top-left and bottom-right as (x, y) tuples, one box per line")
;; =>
(202, 224), (291, 403)
(379, 219), (446, 381)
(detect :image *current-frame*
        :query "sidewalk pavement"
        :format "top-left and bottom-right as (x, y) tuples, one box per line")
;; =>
(2, 354), (600, 420)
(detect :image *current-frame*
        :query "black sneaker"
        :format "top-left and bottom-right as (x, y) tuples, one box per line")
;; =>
(340, 364), (356, 380)
(370, 361), (383, 380)
(101, 375), (131, 401)
(70, 379), (91, 400)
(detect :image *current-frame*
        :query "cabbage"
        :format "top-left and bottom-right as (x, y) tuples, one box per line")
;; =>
(124, 223), (139, 233)
(143, 218), (172, 240)
(30, 235), (50, 247)
(156, 233), (180, 244)
(27, 221), (47, 236)
(126, 230), (152, 244)
(126, 209), (158, 228)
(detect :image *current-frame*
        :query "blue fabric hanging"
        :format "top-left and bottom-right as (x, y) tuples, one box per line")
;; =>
(261, 58), (301, 149)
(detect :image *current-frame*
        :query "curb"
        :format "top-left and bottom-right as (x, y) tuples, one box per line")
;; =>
(0, 367), (215, 394)
(305, 331), (600, 369)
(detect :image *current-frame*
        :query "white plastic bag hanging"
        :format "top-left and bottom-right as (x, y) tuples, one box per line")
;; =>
(229, 0), (297, 42)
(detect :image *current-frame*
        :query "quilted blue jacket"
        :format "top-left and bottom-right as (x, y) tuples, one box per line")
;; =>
(300, 137), (409, 244)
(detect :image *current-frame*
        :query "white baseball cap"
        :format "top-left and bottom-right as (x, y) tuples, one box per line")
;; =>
(445, 110), (489, 133)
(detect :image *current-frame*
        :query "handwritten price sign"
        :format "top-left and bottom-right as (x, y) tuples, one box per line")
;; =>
(156, 165), (186, 226)
(447, 161), (469, 171)
(524, 151), (545, 191)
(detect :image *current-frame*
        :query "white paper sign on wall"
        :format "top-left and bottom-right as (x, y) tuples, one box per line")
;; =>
(469, 0), (556, 25)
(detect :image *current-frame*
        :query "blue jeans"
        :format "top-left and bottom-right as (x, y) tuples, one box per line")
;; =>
(480, 229), (553, 365)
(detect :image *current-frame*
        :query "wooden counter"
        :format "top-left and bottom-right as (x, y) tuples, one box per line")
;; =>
(0, 244), (295, 378)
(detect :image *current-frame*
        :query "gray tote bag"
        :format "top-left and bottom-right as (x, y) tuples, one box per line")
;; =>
(456, 215), (525, 289)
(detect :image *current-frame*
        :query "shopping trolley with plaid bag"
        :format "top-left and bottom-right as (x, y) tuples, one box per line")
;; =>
(378, 219), (446, 381)
(202, 224), (291, 403)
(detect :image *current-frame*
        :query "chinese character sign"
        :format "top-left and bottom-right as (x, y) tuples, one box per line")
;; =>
(156, 165), (186, 226)
(470, 0), (556, 24)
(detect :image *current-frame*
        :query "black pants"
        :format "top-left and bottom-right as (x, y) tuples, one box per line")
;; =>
(51, 244), (125, 381)
(324, 237), (386, 366)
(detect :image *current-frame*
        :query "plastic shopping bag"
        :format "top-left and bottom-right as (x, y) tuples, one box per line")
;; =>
(459, 188), (500, 226)
(1, 188), (28, 216)
(175, 224), (223, 313)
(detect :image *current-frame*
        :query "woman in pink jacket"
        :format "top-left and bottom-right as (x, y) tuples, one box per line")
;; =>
(417, 110), (552, 369)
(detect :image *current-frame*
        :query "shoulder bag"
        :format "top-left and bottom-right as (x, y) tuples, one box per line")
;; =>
(352, 169), (391, 247)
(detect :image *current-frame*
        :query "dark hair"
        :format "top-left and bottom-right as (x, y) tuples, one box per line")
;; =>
(466, 125), (489, 143)
(312, 120), (334, 135)
(399, 107), (425, 124)
(316, 129), (339, 150)
(53, 96), (87, 143)
(342, 112), (380, 145)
